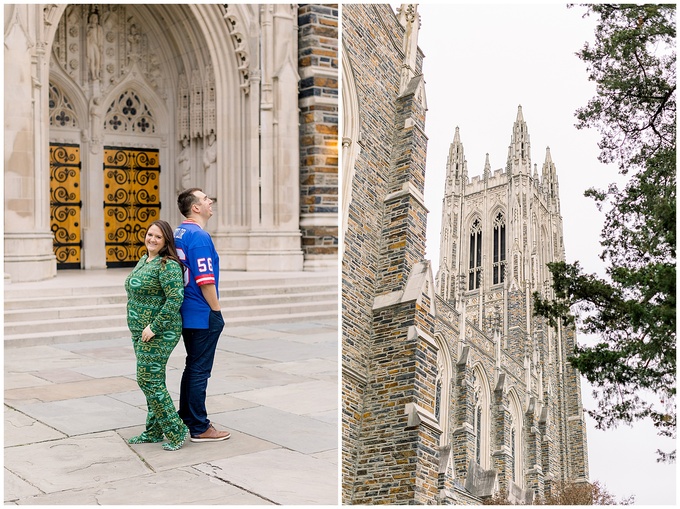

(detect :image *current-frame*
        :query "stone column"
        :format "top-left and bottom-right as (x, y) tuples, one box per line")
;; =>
(245, 4), (304, 271)
(539, 404), (555, 498)
(452, 347), (475, 480)
(525, 398), (544, 499)
(4, 5), (57, 282)
(563, 327), (590, 482)
(80, 134), (106, 270)
(354, 268), (440, 504)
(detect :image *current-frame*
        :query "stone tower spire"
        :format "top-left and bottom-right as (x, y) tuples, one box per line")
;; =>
(397, 4), (420, 94)
(506, 105), (531, 175)
(445, 126), (466, 191)
(541, 147), (560, 207)
(438, 127), (466, 303)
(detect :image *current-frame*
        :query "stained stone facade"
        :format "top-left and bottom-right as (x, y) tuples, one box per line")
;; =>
(4, 3), (337, 282)
(342, 4), (589, 504)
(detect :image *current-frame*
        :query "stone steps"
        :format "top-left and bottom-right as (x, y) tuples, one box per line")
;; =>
(4, 284), (337, 312)
(4, 271), (338, 347)
(4, 276), (337, 302)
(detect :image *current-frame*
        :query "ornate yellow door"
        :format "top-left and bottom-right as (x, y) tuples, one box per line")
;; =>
(49, 143), (82, 269)
(103, 146), (161, 267)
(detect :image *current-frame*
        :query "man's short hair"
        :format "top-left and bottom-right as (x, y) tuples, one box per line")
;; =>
(178, 188), (202, 217)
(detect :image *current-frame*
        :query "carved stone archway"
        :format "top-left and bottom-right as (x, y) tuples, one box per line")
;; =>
(5, 3), (306, 280)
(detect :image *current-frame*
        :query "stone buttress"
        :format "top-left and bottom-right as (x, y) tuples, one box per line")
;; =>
(342, 4), (444, 504)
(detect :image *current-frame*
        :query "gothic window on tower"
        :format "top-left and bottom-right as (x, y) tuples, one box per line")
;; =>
(493, 212), (506, 285)
(468, 218), (482, 290)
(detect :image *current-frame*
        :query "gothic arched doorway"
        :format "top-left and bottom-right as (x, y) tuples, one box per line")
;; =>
(47, 4), (219, 269)
(6, 4), (310, 282)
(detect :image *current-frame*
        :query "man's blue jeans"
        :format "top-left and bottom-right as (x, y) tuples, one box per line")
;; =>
(179, 309), (224, 436)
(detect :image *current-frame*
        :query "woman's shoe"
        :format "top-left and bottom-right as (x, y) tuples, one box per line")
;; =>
(162, 425), (189, 451)
(128, 431), (164, 444)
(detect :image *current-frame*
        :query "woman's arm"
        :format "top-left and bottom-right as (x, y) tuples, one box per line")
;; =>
(147, 260), (185, 339)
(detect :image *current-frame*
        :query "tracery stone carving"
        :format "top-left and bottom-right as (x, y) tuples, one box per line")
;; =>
(177, 73), (190, 141)
(436, 303), (454, 325)
(190, 71), (203, 138)
(103, 90), (155, 134)
(148, 53), (163, 92)
(203, 132), (217, 199)
(203, 65), (216, 136)
(43, 4), (61, 26)
(48, 83), (79, 128)
(52, 5), (164, 94)
(223, 4), (251, 94)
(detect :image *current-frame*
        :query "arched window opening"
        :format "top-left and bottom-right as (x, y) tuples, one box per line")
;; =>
(510, 424), (517, 483)
(507, 391), (524, 488)
(435, 377), (442, 420)
(471, 366), (490, 468)
(469, 218), (482, 290)
(493, 212), (506, 285)
(434, 341), (453, 446)
(475, 405), (482, 465)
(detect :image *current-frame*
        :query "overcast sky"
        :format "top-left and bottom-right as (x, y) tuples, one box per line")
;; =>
(406, 2), (676, 504)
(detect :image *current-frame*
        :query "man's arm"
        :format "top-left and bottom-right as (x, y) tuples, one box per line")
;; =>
(199, 283), (220, 311)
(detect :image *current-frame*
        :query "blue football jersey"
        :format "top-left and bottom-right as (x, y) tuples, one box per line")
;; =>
(174, 221), (220, 329)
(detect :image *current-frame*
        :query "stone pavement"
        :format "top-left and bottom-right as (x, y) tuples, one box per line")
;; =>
(4, 309), (339, 504)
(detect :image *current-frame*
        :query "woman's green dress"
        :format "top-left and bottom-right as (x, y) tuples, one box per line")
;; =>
(125, 255), (189, 450)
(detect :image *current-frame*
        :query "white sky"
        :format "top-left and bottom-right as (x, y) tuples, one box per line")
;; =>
(408, 2), (676, 504)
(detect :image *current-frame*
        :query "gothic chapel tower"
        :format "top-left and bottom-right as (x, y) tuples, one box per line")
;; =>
(435, 107), (589, 500)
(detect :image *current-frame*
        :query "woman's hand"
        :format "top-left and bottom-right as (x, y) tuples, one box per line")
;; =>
(141, 325), (156, 342)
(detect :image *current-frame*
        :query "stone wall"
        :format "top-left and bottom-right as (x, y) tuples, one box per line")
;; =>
(298, 4), (339, 269)
(341, 4), (400, 498)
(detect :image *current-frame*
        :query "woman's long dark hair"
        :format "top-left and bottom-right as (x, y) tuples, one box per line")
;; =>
(147, 220), (183, 270)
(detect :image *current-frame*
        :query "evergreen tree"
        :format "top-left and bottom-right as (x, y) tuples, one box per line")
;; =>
(534, 4), (676, 462)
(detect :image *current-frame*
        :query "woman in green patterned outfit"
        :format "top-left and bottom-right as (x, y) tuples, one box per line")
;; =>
(125, 219), (190, 451)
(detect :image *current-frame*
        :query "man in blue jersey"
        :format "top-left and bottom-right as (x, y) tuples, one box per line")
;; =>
(174, 188), (230, 442)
